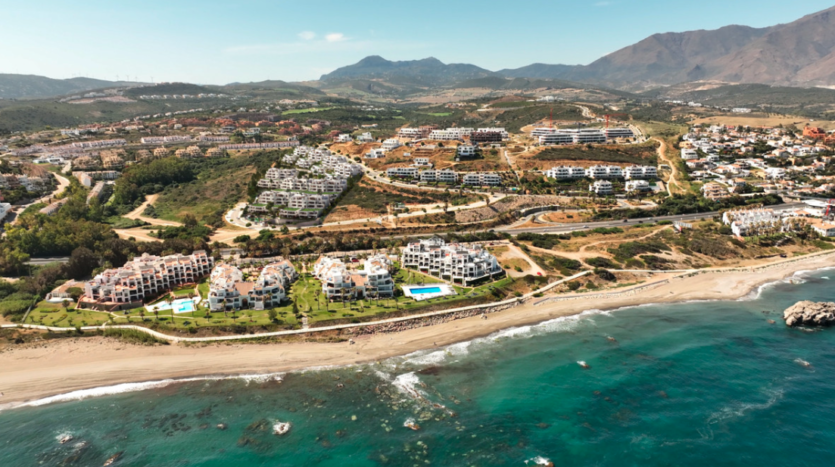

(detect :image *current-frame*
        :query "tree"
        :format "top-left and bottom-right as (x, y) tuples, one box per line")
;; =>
(62, 299), (70, 313)
(268, 308), (278, 322)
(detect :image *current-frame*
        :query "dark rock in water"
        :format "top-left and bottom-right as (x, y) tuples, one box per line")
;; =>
(418, 366), (441, 376)
(783, 301), (835, 327)
(536, 423), (550, 429)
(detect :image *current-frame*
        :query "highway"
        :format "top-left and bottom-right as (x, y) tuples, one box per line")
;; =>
(500, 202), (808, 235)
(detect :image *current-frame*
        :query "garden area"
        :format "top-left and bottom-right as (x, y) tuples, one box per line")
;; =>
(20, 265), (519, 333)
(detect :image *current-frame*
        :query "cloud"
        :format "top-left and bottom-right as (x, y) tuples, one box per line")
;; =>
(298, 31), (316, 40)
(325, 33), (346, 43)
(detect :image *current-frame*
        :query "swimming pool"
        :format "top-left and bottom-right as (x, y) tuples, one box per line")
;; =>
(146, 298), (197, 314)
(401, 284), (457, 301)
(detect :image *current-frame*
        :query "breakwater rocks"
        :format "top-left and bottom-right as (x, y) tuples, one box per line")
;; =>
(783, 301), (835, 327)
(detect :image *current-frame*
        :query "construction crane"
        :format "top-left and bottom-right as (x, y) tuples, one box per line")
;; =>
(825, 199), (835, 220)
(603, 113), (628, 129)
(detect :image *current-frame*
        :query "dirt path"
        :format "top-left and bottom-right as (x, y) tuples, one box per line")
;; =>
(125, 194), (182, 227)
(498, 243), (545, 277)
(654, 138), (682, 196)
(577, 226), (670, 254)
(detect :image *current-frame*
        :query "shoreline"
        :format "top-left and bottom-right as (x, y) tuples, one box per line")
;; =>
(1, 252), (834, 410)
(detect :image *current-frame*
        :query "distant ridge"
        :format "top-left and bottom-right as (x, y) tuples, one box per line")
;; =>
(0, 74), (138, 100)
(319, 56), (495, 86)
(324, 6), (835, 90)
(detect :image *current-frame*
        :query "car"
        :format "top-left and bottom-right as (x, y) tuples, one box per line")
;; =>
(582, 225), (589, 228)
(623, 219), (629, 223)
(536, 272), (543, 276)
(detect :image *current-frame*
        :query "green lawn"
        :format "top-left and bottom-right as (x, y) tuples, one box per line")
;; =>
(30, 268), (512, 331)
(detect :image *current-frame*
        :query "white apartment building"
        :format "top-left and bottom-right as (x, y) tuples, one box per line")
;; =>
(365, 148), (386, 159)
(427, 128), (472, 141)
(401, 238), (502, 285)
(544, 166), (586, 180)
(382, 138), (402, 151)
(623, 166), (658, 180)
(313, 255), (394, 300)
(335, 134), (353, 143)
(590, 180), (614, 195)
(681, 149), (699, 160)
(462, 172), (502, 186)
(625, 180), (651, 193)
(72, 139), (126, 149)
(419, 169), (458, 183)
(414, 157), (432, 166)
(766, 167), (787, 179)
(141, 136), (193, 145)
(264, 168), (298, 181)
(357, 132), (374, 143)
(208, 260), (297, 311)
(585, 165), (623, 179)
(476, 128), (509, 139)
(722, 208), (794, 237)
(397, 128), (424, 139)
(387, 166), (419, 178)
(539, 133), (576, 145)
(457, 145), (477, 158)
(83, 252), (213, 304)
(605, 128), (634, 139)
(0, 202), (12, 222)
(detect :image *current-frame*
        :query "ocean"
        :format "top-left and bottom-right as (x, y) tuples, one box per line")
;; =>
(2, 269), (835, 466)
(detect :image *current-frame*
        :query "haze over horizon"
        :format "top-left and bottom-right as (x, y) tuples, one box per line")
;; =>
(1, 0), (833, 85)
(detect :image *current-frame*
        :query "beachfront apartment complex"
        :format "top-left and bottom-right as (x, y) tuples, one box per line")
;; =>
(401, 238), (502, 285)
(313, 255), (394, 300)
(83, 251), (213, 305)
(208, 260), (298, 311)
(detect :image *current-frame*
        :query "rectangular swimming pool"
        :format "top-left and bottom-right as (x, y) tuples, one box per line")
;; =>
(401, 284), (457, 301)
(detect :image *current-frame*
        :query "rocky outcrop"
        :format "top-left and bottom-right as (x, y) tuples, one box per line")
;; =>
(783, 301), (835, 327)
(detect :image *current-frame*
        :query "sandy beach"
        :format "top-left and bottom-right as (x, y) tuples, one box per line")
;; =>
(1, 252), (834, 409)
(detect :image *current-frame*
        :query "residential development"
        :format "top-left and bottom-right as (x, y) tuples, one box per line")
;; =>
(313, 254), (394, 300)
(208, 260), (298, 311)
(83, 252), (214, 306)
(401, 238), (502, 285)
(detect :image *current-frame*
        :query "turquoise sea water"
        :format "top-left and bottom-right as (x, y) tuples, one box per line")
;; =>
(2, 269), (835, 466)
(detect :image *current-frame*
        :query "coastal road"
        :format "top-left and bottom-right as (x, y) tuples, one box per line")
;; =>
(372, 202), (808, 240)
(500, 202), (808, 235)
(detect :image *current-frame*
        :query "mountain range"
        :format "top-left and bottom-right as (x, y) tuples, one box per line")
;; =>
(322, 5), (835, 90)
(0, 74), (140, 100)
(2, 6), (834, 100)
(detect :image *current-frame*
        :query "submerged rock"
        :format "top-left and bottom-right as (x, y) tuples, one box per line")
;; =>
(783, 301), (835, 327)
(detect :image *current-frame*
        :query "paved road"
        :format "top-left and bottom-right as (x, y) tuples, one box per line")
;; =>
(500, 202), (807, 235)
(26, 256), (71, 266)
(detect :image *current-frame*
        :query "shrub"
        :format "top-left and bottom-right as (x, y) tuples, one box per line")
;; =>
(585, 257), (618, 269)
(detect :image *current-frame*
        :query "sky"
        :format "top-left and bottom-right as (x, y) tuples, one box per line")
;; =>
(0, 0), (832, 85)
